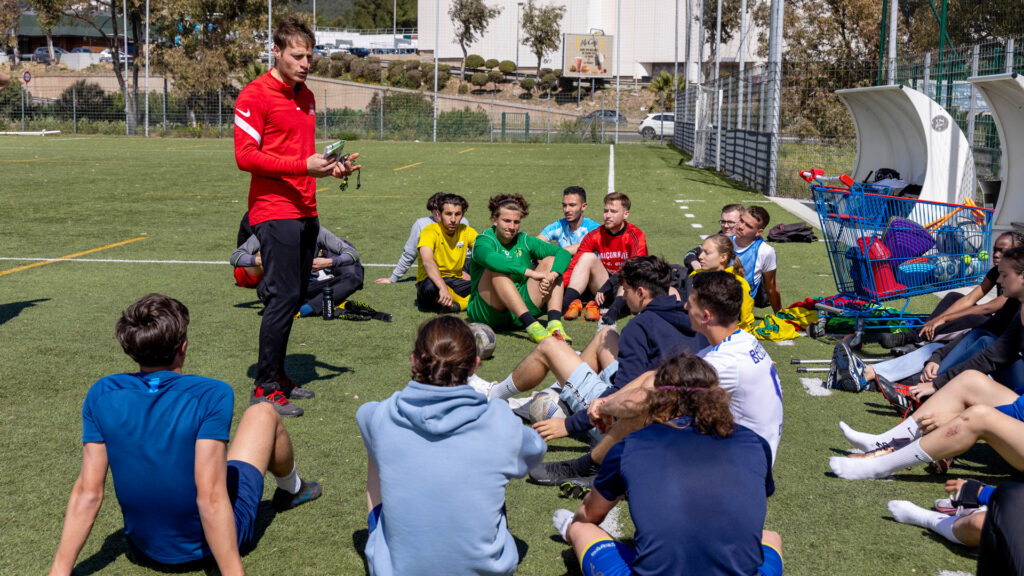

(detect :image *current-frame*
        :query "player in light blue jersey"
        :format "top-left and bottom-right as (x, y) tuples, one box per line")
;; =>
(538, 186), (600, 257)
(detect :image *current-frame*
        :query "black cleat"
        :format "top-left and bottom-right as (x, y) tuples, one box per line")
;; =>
(879, 331), (913, 349)
(528, 454), (600, 486)
(277, 375), (314, 400)
(272, 479), (322, 512)
(558, 476), (594, 499)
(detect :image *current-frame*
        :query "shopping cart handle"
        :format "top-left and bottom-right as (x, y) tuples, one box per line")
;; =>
(815, 302), (844, 315)
(839, 174), (854, 187)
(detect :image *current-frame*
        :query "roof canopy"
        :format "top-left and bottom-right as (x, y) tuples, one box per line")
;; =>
(968, 73), (1024, 234)
(837, 84), (977, 206)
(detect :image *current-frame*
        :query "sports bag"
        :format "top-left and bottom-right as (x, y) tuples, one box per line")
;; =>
(768, 223), (817, 243)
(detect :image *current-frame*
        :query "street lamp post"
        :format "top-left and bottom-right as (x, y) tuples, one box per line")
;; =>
(394, 0), (398, 49)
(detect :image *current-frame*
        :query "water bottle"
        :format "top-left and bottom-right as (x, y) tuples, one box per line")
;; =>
(323, 287), (334, 320)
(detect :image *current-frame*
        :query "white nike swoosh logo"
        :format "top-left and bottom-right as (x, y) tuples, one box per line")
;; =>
(237, 109), (251, 117)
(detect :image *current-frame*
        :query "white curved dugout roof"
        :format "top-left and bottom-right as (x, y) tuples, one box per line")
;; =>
(968, 73), (1024, 235)
(837, 85), (976, 206)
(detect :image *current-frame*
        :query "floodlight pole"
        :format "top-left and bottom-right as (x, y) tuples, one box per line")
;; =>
(123, 0), (129, 135)
(887, 0), (898, 85)
(516, 2), (523, 74)
(393, 0), (397, 48)
(433, 0), (439, 142)
(615, 0), (620, 144)
(145, 0), (149, 137)
(736, 0), (746, 128)
(673, 0), (678, 87)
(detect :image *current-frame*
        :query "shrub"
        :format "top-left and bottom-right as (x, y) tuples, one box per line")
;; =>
(364, 63), (383, 83)
(484, 58), (499, 70)
(426, 69), (450, 91)
(349, 59), (366, 80)
(470, 72), (488, 89)
(386, 64), (404, 84)
(539, 68), (552, 78)
(56, 80), (117, 121)
(404, 60), (421, 72)
(458, 83), (469, 94)
(540, 73), (558, 92)
(439, 64), (451, 74)
(405, 69), (423, 89)
(465, 54), (485, 69)
(315, 58), (332, 76)
(498, 60), (516, 75)
(329, 60), (347, 78)
(330, 51), (346, 61)
(519, 78), (535, 92)
(487, 70), (503, 86)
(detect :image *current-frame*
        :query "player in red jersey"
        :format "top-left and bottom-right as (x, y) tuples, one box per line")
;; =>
(234, 17), (360, 418)
(561, 192), (648, 326)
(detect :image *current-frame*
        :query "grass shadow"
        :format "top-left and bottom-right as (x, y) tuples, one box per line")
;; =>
(0, 298), (50, 325)
(72, 529), (129, 575)
(233, 299), (263, 311)
(883, 515), (980, 561)
(246, 354), (352, 386)
(351, 528), (369, 574)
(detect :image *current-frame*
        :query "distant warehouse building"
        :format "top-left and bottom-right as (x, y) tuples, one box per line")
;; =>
(416, 0), (764, 81)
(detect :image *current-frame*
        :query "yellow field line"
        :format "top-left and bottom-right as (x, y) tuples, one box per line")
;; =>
(0, 236), (148, 277)
(0, 157), (58, 163)
(318, 194), (422, 199)
(145, 192), (246, 197)
(458, 148), (474, 154)
(393, 162), (423, 171)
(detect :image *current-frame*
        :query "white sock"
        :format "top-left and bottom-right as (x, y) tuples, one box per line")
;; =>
(830, 438), (933, 479)
(275, 465), (301, 494)
(552, 508), (573, 542)
(490, 375), (521, 400)
(839, 418), (920, 452)
(888, 500), (964, 545)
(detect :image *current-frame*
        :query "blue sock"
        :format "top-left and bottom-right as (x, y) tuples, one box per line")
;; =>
(298, 304), (314, 317)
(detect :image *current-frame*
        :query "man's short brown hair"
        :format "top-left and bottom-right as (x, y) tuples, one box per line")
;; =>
(605, 192), (631, 211)
(116, 294), (189, 367)
(273, 16), (315, 50)
(745, 206), (770, 230)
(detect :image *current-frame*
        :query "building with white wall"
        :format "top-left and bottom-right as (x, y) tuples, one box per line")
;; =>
(417, 0), (765, 81)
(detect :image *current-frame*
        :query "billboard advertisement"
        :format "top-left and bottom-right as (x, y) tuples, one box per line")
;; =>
(562, 33), (613, 78)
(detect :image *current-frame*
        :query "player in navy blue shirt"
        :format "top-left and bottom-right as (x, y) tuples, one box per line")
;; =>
(49, 294), (322, 575)
(552, 352), (783, 576)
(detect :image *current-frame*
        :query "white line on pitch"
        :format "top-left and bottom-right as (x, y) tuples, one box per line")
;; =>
(684, 213), (695, 218)
(691, 223), (703, 228)
(0, 257), (395, 267)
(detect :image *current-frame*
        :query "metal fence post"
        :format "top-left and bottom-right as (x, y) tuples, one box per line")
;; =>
(967, 44), (979, 146)
(218, 88), (223, 138)
(162, 77), (168, 136)
(758, 79), (766, 132)
(746, 71), (754, 130)
(601, 91), (606, 143)
(765, 0), (785, 197)
(323, 89), (327, 140)
(546, 94), (551, 144)
(923, 53), (931, 97)
(726, 77), (733, 131)
(73, 85), (77, 135)
(490, 90), (494, 143)
(660, 93), (665, 142)
(380, 89), (384, 140)
(1007, 39), (1015, 74)
(21, 85), (25, 131)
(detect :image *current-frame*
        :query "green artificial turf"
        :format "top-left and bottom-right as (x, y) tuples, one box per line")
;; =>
(0, 136), (988, 575)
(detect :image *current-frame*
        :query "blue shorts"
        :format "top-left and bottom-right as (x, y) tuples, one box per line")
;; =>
(368, 503), (383, 533)
(561, 360), (618, 415)
(580, 539), (783, 576)
(994, 387), (1024, 421)
(226, 460), (264, 552)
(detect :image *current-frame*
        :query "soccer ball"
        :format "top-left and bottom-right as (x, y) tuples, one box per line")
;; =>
(933, 256), (959, 282)
(529, 386), (569, 423)
(955, 222), (985, 254)
(469, 322), (496, 360)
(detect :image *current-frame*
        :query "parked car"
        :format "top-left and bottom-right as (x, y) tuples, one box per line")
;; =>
(580, 109), (628, 126)
(70, 47), (93, 54)
(99, 48), (132, 64)
(313, 44), (329, 57)
(347, 47), (371, 58)
(33, 46), (69, 64)
(638, 113), (675, 138)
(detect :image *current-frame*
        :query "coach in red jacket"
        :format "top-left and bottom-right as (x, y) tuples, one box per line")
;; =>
(234, 17), (359, 417)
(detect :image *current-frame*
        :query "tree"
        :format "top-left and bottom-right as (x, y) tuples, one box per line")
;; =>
(484, 58), (499, 69)
(465, 54), (485, 69)
(470, 72), (488, 91)
(519, 77), (535, 97)
(0, 0), (25, 65)
(449, 0), (502, 79)
(648, 72), (682, 110)
(342, 0), (416, 30)
(520, 0), (565, 74)
(487, 69), (503, 90)
(31, 0), (65, 65)
(698, 0), (743, 79)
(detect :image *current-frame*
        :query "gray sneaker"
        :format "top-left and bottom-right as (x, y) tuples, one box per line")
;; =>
(250, 388), (304, 417)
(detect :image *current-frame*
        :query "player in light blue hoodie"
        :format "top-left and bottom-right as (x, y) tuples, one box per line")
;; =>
(357, 316), (547, 576)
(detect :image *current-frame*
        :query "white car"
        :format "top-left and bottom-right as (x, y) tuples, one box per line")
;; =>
(638, 113), (675, 139)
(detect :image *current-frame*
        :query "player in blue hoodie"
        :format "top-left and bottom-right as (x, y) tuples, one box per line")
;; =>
(356, 316), (546, 576)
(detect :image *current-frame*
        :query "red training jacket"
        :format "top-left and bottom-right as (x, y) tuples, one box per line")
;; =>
(564, 222), (648, 284)
(234, 72), (318, 226)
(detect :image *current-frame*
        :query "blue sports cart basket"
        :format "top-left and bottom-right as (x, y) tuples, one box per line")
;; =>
(810, 180), (994, 347)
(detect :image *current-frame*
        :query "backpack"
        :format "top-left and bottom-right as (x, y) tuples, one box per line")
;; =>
(768, 222), (817, 243)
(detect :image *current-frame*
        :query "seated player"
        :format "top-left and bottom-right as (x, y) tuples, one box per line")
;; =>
(834, 248), (1024, 410)
(561, 192), (648, 324)
(377, 192), (469, 284)
(537, 186), (601, 257)
(531, 271), (784, 487)
(880, 231), (1022, 349)
(887, 477), (993, 549)
(232, 218), (367, 319)
(357, 316), (545, 576)
(733, 206), (782, 311)
(468, 194), (572, 343)
(683, 203), (744, 274)
(487, 256), (706, 445)
(691, 234), (755, 332)
(48, 294), (321, 576)
(416, 194), (476, 313)
(551, 352), (783, 576)
(978, 481), (1024, 575)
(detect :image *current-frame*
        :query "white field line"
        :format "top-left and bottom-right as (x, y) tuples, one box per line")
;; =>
(0, 257), (394, 267)
(801, 377), (833, 397)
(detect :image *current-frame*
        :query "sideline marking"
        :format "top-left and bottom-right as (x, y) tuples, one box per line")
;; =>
(0, 157), (58, 163)
(393, 161), (423, 171)
(0, 236), (148, 277)
(166, 144), (209, 150)
(684, 213), (695, 218)
(801, 378), (832, 397)
(691, 223), (703, 228)
(458, 148), (474, 154)
(0, 256), (395, 267)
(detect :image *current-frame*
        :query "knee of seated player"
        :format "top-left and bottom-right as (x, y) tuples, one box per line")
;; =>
(242, 401), (282, 426)
(535, 255), (556, 273)
(957, 404), (1002, 433)
(537, 333), (576, 362)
